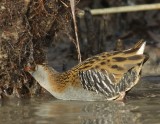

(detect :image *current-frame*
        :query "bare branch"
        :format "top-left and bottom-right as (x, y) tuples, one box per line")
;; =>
(78, 3), (160, 17)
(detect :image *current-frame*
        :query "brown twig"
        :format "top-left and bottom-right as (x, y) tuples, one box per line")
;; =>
(70, 0), (81, 62)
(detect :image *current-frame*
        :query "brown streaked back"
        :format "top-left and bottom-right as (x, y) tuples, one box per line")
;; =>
(70, 40), (147, 86)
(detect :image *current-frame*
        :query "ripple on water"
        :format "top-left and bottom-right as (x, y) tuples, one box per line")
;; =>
(0, 76), (160, 124)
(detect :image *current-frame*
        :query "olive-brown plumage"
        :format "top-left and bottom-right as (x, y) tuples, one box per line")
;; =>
(25, 40), (148, 101)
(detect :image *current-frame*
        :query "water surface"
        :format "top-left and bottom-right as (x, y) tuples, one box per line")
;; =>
(0, 77), (160, 124)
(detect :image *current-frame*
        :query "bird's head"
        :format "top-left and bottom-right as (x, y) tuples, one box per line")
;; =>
(24, 64), (50, 89)
(24, 64), (58, 95)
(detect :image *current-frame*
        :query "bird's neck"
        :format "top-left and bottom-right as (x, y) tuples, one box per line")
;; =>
(29, 65), (59, 91)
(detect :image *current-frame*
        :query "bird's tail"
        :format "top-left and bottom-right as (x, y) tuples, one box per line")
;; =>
(133, 39), (146, 55)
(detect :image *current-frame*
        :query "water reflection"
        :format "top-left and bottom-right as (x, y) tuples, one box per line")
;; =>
(35, 100), (141, 124)
(0, 98), (39, 124)
(0, 97), (160, 124)
(0, 76), (160, 124)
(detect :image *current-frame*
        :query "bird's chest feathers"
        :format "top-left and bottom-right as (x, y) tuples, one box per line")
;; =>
(45, 71), (79, 93)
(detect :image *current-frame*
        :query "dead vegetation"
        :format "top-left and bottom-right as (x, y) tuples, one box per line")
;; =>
(0, 0), (73, 99)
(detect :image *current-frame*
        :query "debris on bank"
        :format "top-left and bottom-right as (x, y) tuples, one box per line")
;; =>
(0, 0), (73, 99)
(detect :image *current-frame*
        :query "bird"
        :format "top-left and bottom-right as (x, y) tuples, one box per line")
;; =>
(25, 40), (148, 101)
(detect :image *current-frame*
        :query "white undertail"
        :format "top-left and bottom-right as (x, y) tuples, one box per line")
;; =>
(136, 41), (146, 55)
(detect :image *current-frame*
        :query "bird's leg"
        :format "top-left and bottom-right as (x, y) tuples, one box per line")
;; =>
(116, 92), (126, 101)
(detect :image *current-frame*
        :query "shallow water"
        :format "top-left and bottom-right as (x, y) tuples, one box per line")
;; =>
(0, 77), (160, 124)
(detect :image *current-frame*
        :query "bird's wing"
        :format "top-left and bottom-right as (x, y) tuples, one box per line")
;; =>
(77, 40), (147, 96)
(79, 67), (138, 98)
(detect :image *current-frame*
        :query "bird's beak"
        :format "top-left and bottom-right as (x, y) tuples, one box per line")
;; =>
(24, 64), (36, 72)
(24, 66), (31, 71)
